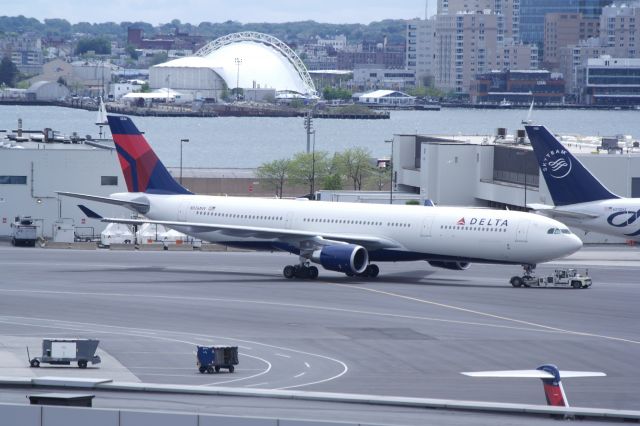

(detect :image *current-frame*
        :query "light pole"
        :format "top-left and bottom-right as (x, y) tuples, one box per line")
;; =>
(311, 130), (316, 199)
(180, 138), (189, 185)
(385, 138), (394, 204)
(234, 57), (242, 101)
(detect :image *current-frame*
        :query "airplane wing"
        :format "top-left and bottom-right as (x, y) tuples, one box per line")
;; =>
(58, 192), (149, 211)
(97, 217), (402, 250)
(527, 203), (599, 220)
(462, 370), (605, 379)
(462, 370), (554, 379)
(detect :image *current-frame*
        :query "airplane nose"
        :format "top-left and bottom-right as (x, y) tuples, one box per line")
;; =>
(564, 234), (583, 256)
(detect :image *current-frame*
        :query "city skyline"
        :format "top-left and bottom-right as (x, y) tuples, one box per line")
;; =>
(0, 0), (437, 25)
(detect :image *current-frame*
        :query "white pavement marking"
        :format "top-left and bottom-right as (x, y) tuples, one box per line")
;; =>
(0, 315), (348, 389)
(305, 362), (310, 368)
(294, 372), (306, 378)
(328, 282), (640, 345)
(275, 353), (291, 358)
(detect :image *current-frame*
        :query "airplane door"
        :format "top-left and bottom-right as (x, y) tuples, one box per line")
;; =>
(284, 212), (294, 229)
(420, 217), (434, 237)
(515, 219), (529, 242)
(178, 201), (188, 221)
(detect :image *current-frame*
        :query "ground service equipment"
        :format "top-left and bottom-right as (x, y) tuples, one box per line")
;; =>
(510, 268), (592, 289)
(196, 346), (239, 373)
(11, 216), (37, 246)
(28, 339), (101, 368)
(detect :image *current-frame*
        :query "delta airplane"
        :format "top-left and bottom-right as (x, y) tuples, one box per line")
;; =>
(60, 115), (582, 280)
(526, 125), (640, 241)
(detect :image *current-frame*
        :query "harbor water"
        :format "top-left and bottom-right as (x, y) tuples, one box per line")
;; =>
(1, 105), (640, 168)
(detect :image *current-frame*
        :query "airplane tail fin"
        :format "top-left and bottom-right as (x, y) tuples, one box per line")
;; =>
(525, 125), (618, 206)
(107, 115), (192, 195)
(537, 364), (568, 407)
(462, 364), (605, 407)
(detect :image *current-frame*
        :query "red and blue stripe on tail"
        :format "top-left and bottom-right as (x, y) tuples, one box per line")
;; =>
(537, 364), (567, 407)
(107, 115), (192, 195)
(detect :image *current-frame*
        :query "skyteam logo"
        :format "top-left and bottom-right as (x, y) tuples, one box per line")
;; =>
(541, 149), (572, 179)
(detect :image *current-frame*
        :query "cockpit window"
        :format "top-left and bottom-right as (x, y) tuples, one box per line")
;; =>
(548, 228), (571, 235)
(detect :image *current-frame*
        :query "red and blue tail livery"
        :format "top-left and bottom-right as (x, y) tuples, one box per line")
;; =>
(107, 115), (192, 195)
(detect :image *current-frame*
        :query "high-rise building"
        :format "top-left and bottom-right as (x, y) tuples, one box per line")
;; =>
(437, 0), (519, 39)
(406, 18), (436, 84)
(600, 3), (640, 58)
(435, 11), (504, 93)
(544, 12), (599, 70)
(519, 0), (612, 45)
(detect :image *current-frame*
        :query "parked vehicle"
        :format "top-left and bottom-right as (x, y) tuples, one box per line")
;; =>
(510, 268), (592, 289)
(196, 346), (238, 373)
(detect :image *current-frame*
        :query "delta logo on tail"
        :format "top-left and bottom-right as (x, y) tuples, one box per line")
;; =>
(107, 115), (191, 195)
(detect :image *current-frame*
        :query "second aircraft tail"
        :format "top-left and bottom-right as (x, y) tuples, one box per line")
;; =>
(525, 125), (618, 206)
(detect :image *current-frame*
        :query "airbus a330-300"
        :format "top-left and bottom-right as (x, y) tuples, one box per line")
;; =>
(60, 115), (581, 280)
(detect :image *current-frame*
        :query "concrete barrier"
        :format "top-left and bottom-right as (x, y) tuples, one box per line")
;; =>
(137, 244), (164, 251)
(108, 244), (136, 251)
(43, 242), (96, 250)
(200, 244), (228, 252)
(166, 244), (193, 251)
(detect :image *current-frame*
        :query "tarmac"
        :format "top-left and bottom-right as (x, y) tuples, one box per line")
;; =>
(0, 243), (639, 425)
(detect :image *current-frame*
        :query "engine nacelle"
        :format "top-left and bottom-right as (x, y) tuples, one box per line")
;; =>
(428, 261), (470, 271)
(312, 244), (369, 274)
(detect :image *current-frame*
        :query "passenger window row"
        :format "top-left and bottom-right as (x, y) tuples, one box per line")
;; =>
(302, 218), (411, 227)
(441, 225), (506, 232)
(195, 211), (283, 221)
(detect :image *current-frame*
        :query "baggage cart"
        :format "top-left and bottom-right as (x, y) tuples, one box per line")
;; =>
(196, 345), (238, 373)
(28, 339), (101, 369)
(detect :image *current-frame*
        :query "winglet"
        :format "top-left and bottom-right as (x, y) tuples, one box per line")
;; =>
(78, 204), (103, 219)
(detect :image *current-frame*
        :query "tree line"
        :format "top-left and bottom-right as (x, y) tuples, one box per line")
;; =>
(0, 16), (407, 45)
(256, 147), (391, 198)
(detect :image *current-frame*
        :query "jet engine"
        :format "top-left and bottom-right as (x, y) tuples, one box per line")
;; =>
(428, 261), (470, 271)
(312, 244), (369, 274)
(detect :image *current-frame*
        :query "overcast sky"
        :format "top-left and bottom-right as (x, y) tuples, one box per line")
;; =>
(1, 0), (436, 25)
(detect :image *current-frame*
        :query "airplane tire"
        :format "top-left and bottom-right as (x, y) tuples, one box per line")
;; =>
(510, 277), (523, 287)
(283, 265), (295, 279)
(308, 266), (319, 279)
(367, 264), (379, 278)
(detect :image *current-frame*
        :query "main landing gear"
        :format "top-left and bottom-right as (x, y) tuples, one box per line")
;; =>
(283, 263), (319, 280)
(282, 261), (381, 280)
(510, 264), (536, 288)
(345, 264), (380, 278)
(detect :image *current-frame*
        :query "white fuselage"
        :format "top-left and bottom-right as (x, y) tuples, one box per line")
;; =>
(552, 198), (640, 241)
(114, 193), (582, 265)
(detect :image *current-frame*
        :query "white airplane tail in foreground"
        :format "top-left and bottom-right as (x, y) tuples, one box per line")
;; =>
(526, 125), (640, 241)
(60, 115), (582, 280)
(462, 364), (606, 407)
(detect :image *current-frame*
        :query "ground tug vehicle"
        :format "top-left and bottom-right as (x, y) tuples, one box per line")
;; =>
(510, 268), (592, 289)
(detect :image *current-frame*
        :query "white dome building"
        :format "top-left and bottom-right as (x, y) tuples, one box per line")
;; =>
(149, 32), (316, 101)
